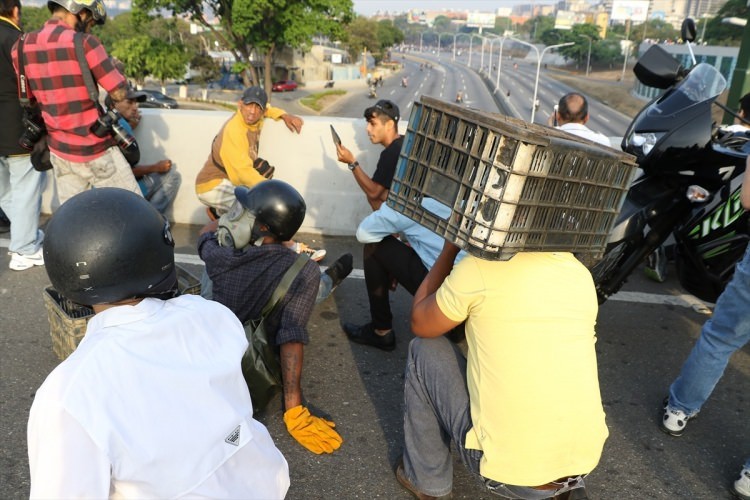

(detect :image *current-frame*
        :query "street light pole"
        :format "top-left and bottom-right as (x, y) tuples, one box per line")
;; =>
(495, 37), (509, 92)
(468, 35), (473, 68)
(579, 35), (592, 77)
(488, 37), (503, 80)
(531, 42), (575, 123)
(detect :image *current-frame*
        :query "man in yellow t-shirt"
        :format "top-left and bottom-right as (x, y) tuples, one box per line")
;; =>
(195, 86), (303, 216)
(400, 242), (609, 499)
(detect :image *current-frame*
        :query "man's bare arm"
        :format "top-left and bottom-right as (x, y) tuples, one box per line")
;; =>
(280, 342), (304, 411)
(411, 241), (462, 337)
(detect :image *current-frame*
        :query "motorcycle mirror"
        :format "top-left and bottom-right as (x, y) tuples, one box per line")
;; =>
(681, 18), (697, 42)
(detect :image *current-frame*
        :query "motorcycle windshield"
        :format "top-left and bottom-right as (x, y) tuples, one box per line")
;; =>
(646, 63), (726, 116)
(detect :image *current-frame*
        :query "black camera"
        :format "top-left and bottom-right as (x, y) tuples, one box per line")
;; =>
(90, 108), (136, 150)
(19, 112), (46, 150)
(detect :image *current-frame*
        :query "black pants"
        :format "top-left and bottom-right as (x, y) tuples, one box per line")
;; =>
(364, 236), (428, 331)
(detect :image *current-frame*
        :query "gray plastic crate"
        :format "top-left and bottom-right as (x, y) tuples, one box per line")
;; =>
(388, 96), (638, 263)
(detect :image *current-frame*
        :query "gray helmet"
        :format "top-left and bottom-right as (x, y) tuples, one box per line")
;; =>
(44, 188), (176, 306)
(48, 0), (107, 25)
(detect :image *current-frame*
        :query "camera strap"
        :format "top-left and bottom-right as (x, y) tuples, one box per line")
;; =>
(15, 34), (31, 108)
(73, 32), (101, 112)
(16, 32), (100, 112)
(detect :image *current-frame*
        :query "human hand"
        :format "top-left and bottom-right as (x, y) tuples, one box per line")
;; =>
(154, 159), (172, 173)
(281, 114), (303, 134)
(336, 144), (354, 165)
(283, 405), (343, 454)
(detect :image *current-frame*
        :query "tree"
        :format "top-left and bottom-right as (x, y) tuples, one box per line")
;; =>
(19, 6), (48, 32)
(135, 0), (354, 92)
(146, 38), (190, 84)
(377, 19), (404, 53)
(432, 15), (452, 34)
(111, 35), (153, 84)
(630, 19), (678, 45)
(523, 15), (555, 42)
(704, 0), (749, 46)
(344, 16), (379, 62)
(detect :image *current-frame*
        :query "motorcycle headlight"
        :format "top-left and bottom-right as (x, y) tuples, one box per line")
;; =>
(629, 132), (665, 156)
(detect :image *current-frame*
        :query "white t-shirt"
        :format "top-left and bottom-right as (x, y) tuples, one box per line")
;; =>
(558, 122), (612, 147)
(28, 295), (289, 499)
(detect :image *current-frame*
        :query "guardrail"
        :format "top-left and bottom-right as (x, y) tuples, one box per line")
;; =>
(41, 109), (395, 235)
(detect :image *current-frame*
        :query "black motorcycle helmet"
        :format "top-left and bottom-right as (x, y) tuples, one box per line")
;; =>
(44, 188), (176, 306)
(235, 180), (306, 244)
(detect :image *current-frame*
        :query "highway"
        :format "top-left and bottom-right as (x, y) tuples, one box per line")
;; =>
(306, 47), (635, 143)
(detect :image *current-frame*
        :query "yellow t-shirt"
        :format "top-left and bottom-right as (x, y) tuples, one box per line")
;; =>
(436, 252), (608, 487)
(195, 106), (287, 194)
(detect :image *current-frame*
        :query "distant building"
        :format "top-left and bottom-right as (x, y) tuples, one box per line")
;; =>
(632, 41), (739, 100)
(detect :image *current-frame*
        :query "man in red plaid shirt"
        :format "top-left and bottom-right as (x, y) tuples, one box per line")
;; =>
(12, 0), (141, 204)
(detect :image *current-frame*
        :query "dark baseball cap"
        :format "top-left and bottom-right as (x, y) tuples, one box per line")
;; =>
(241, 86), (268, 109)
(125, 86), (147, 102)
(104, 85), (145, 108)
(365, 99), (400, 123)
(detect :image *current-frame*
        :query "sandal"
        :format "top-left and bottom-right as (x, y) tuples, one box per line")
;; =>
(292, 241), (326, 262)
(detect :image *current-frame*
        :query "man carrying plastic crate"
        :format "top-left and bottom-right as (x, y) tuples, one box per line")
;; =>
(335, 99), (403, 210)
(29, 188), (290, 499)
(399, 241), (609, 499)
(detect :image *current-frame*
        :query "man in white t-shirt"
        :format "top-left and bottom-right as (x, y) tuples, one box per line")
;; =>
(29, 187), (289, 499)
(549, 92), (611, 147)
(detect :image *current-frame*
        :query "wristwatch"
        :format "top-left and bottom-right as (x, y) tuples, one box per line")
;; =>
(348, 160), (359, 171)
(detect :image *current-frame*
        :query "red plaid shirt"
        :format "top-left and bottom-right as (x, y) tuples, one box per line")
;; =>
(12, 19), (126, 162)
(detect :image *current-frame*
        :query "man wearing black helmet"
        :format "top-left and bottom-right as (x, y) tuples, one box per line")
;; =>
(30, 188), (290, 498)
(198, 180), (345, 456)
(11, 0), (141, 204)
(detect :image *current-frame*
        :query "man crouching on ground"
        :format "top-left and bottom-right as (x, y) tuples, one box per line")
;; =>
(398, 241), (608, 499)
(29, 188), (289, 499)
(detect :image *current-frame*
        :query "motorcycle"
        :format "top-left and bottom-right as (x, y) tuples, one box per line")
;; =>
(591, 18), (750, 304)
(368, 85), (377, 99)
(401, 77), (408, 88)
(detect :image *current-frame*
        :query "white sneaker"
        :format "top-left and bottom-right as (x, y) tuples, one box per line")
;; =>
(733, 467), (750, 500)
(9, 247), (44, 271)
(660, 398), (692, 436)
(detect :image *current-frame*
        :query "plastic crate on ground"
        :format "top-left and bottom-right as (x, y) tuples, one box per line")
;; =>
(388, 96), (638, 264)
(44, 264), (202, 360)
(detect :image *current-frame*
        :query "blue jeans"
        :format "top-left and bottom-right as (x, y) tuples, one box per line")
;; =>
(0, 155), (45, 254)
(668, 245), (750, 416)
(139, 168), (181, 215)
(402, 337), (583, 499)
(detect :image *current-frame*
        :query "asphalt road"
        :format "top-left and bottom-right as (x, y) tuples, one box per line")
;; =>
(1, 226), (748, 499)
(1, 57), (748, 499)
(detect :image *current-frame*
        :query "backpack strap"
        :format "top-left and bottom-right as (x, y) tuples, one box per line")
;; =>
(260, 253), (310, 318)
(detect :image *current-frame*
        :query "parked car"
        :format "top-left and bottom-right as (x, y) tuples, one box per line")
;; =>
(139, 89), (179, 109)
(271, 80), (298, 92)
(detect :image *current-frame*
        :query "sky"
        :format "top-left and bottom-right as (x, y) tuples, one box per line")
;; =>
(352, 0), (552, 16)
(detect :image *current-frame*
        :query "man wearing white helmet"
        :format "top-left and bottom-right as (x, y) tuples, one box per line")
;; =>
(11, 0), (141, 204)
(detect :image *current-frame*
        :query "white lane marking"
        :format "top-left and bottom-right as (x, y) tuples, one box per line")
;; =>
(0, 234), (710, 309)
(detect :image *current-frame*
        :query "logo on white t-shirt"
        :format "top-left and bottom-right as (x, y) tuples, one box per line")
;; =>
(225, 425), (241, 446)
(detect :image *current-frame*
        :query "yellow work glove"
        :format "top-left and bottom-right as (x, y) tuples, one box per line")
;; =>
(283, 405), (343, 454)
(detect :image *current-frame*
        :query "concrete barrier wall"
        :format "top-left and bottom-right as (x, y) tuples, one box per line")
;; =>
(41, 109), (401, 236)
